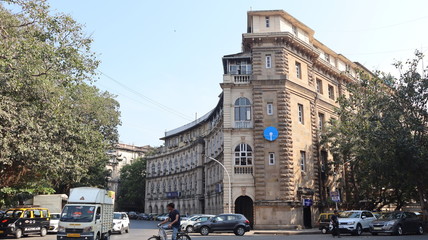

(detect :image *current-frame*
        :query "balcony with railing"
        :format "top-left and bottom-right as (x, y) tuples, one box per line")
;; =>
(233, 75), (251, 84)
(234, 165), (253, 174)
(234, 121), (253, 128)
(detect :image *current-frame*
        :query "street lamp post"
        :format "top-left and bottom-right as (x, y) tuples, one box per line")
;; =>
(205, 155), (232, 214)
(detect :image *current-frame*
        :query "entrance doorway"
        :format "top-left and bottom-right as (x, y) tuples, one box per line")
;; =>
(303, 207), (312, 228)
(235, 196), (254, 227)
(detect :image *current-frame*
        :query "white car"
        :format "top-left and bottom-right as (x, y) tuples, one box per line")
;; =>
(181, 215), (215, 233)
(332, 210), (377, 236)
(113, 212), (130, 234)
(49, 213), (61, 233)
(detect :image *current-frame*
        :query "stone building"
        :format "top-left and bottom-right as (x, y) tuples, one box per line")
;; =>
(145, 9), (368, 229)
(106, 143), (152, 193)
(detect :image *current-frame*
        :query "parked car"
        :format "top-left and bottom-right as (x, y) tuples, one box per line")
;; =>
(193, 214), (251, 236)
(157, 213), (169, 221)
(0, 211), (5, 218)
(180, 214), (191, 221)
(149, 213), (160, 221)
(48, 213), (61, 233)
(370, 211), (424, 236)
(0, 207), (50, 238)
(137, 213), (151, 220)
(127, 211), (139, 220)
(181, 214), (215, 233)
(331, 210), (377, 236)
(317, 212), (335, 234)
(113, 212), (130, 234)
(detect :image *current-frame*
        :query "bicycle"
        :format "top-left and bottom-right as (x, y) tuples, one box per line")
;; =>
(148, 225), (191, 240)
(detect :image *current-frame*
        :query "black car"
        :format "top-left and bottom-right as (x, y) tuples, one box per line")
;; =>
(0, 207), (50, 238)
(193, 214), (251, 236)
(370, 211), (424, 236)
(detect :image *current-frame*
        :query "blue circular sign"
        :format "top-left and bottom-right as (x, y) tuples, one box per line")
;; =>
(263, 126), (279, 141)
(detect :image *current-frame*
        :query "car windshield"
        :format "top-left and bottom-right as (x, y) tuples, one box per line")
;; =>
(5, 210), (23, 218)
(340, 212), (361, 218)
(114, 213), (122, 219)
(189, 216), (199, 221)
(50, 214), (61, 220)
(379, 212), (402, 220)
(60, 206), (95, 222)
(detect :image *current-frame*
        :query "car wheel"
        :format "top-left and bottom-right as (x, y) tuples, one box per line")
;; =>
(200, 226), (209, 236)
(120, 225), (125, 234)
(396, 225), (403, 236)
(234, 226), (246, 236)
(95, 234), (101, 240)
(371, 232), (378, 235)
(321, 227), (328, 234)
(186, 225), (194, 233)
(355, 224), (363, 236)
(417, 225), (424, 235)
(40, 227), (48, 237)
(103, 232), (110, 240)
(14, 229), (22, 239)
(125, 226), (129, 233)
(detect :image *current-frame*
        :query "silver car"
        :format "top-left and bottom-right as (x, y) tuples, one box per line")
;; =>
(181, 215), (215, 233)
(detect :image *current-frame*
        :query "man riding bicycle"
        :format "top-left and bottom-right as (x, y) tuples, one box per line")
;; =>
(158, 203), (181, 240)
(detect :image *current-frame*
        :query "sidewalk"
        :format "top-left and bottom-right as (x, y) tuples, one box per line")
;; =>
(252, 228), (320, 235)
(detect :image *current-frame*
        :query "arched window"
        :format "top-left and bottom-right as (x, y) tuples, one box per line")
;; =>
(234, 143), (253, 165)
(157, 163), (161, 174)
(169, 160), (172, 171)
(234, 98), (251, 121)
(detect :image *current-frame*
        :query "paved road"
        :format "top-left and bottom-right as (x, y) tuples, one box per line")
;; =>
(1, 220), (426, 240)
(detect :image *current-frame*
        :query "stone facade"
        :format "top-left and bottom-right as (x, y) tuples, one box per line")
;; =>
(145, 10), (368, 229)
(107, 144), (152, 194)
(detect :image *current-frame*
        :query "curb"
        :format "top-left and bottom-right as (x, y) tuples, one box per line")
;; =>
(252, 230), (320, 236)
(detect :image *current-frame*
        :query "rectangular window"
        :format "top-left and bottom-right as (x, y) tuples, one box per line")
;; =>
(266, 55), (272, 68)
(267, 103), (273, 115)
(292, 25), (298, 36)
(265, 16), (270, 28)
(328, 85), (335, 100)
(318, 113), (325, 131)
(295, 61), (302, 79)
(298, 104), (304, 124)
(268, 152), (275, 165)
(324, 53), (330, 62)
(316, 79), (323, 94)
(300, 151), (306, 172)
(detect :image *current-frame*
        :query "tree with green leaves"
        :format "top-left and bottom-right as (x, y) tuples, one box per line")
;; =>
(0, 0), (121, 207)
(322, 51), (428, 216)
(116, 157), (147, 212)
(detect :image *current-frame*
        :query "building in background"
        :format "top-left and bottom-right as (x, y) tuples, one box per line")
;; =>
(146, 9), (368, 229)
(107, 143), (152, 193)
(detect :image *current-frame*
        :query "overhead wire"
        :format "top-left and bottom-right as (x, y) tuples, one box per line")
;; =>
(97, 70), (194, 122)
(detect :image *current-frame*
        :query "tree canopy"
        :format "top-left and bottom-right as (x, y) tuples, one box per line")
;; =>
(322, 51), (428, 215)
(0, 0), (121, 207)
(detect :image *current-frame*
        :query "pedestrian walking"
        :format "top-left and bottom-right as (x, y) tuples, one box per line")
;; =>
(331, 210), (341, 238)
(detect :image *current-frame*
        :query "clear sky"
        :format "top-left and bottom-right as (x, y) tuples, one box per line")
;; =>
(44, 0), (428, 147)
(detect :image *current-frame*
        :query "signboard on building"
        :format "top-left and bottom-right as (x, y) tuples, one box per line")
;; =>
(303, 199), (313, 207)
(166, 191), (181, 199)
(330, 191), (341, 202)
(263, 126), (279, 141)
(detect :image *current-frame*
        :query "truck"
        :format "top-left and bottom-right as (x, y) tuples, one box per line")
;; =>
(57, 187), (115, 240)
(33, 194), (68, 213)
